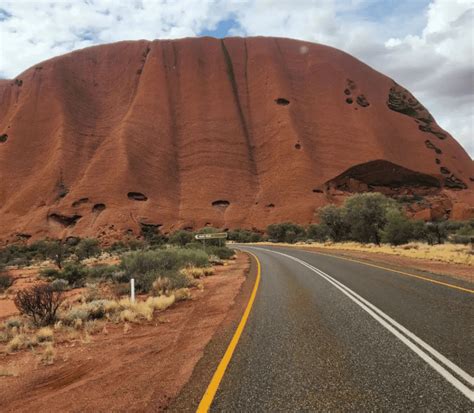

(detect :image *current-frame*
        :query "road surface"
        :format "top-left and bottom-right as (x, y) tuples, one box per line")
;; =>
(209, 245), (473, 411)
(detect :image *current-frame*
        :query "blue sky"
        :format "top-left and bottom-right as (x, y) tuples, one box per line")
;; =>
(0, 0), (472, 156)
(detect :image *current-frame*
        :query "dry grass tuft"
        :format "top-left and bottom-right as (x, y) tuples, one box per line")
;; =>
(36, 327), (54, 343)
(40, 343), (55, 365)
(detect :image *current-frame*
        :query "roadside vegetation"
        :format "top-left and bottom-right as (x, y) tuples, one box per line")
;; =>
(0, 230), (236, 365)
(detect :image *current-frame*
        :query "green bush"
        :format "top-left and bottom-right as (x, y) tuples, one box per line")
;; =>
(75, 238), (101, 260)
(119, 248), (209, 293)
(306, 224), (329, 242)
(0, 275), (13, 291)
(318, 205), (349, 242)
(49, 279), (69, 292)
(205, 246), (235, 260)
(39, 268), (61, 279)
(344, 193), (398, 245)
(61, 263), (88, 287)
(381, 209), (422, 245)
(87, 265), (119, 280)
(267, 222), (306, 243)
(169, 230), (195, 246)
(227, 229), (262, 243)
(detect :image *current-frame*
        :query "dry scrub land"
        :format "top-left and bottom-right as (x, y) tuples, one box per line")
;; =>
(0, 252), (249, 412)
(258, 242), (473, 282)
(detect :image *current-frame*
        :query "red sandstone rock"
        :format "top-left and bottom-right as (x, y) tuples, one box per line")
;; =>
(0, 37), (472, 243)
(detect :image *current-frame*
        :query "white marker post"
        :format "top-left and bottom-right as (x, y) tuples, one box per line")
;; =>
(130, 278), (135, 303)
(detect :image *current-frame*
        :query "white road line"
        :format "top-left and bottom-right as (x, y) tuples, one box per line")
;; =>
(249, 247), (474, 402)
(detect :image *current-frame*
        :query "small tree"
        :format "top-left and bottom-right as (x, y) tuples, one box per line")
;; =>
(75, 238), (101, 260)
(36, 239), (68, 269)
(382, 209), (419, 245)
(267, 223), (306, 243)
(169, 230), (194, 246)
(14, 285), (64, 326)
(318, 205), (349, 242)
(425, 220), (448, 245)
(344, 193), (397, 245)
(306, 224), (329, 242)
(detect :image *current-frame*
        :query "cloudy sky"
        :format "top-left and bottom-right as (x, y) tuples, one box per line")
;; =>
(0, 0), (472, 156)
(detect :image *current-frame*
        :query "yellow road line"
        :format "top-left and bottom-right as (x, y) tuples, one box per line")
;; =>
(196, 251), (261, 412)
(292, 247), (474, 294)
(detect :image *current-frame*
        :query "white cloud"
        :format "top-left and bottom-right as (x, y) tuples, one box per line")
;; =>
(0, 0), (472, 156)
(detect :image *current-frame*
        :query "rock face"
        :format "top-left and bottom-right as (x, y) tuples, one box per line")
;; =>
(0, 37), (472, 243)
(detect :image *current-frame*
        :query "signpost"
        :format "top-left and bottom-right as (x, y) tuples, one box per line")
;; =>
(195, 232), (228, 247)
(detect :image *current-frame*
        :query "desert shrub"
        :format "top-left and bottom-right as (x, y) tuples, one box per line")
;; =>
(205, 245), (235, 260)
(120, 249), (209, 279)
(49, 279), (69, 292)
(448, 220), (474, 245)
(228, 229), (262, 243)
(344, 193), (398, 245)
(127, 239), (146, 250)
(267, 222), (306, 243)
(61, 263), (88, 287)
(14, 285), (64, 326)
(39, 267), (61, 279)
(0, 274), (13, 291)
(318, 205), (350, 242)
(424, 220), (448, 245)
(87, 264), (118, 280)
(169, 230), (194, 246)
(306, 224), (329, 242)
(5, 318), (22, 329)
(141, 225), (167, 246)
(75, 238), (101, 260)
(36, 239), (70, 269)
(381, 210), (423, 245)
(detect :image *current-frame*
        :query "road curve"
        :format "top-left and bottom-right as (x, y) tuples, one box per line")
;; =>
(209, 245), (473, 411)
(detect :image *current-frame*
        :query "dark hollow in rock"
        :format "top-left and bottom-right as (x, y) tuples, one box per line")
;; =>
(92, 203), (106, 213)
(356, 95), (370, 107)
(16, 233), (31, 239)
(266, 203), (275, 208)
(347, 79), (356, 90)
(212, 200), (230, 209)
(14, 79), (23, 86)
(469, 177), (474, 182)
(295, 143), (301, 149)
(312, 189), (323, 193)
(140, 222), (162, 230)
(48, 213), (82, 227)
(72, 197), (89, 207)
(445, 175), (467, 190)
(424, 140), (442, 154)
(344, 89), (351, 95)
(325, 160), (441, 194)
(275, 98), (290, 106)
(440, 167), (450, 175)
(128, 192), (148, 201)
(346, 98), (353, 104)
(183, 226), (194, 231)
(136, 69), (142, 75)
(57, 182), (69, 198)
(0, 134), (7, 143)
(435, 158), (441, 164)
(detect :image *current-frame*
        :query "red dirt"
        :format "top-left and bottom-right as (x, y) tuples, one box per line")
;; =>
(0, 37), (473, 244)
(0, 253), (250, 412)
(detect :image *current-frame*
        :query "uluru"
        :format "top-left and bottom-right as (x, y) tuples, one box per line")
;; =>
(0, 37), (473, 243)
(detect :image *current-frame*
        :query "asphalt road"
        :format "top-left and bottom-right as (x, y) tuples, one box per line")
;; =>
(210, 245), (473, 412)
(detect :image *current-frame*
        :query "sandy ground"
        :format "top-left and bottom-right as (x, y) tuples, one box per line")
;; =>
(0, 253), (250, 412)
(285, 245), (473, 283)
